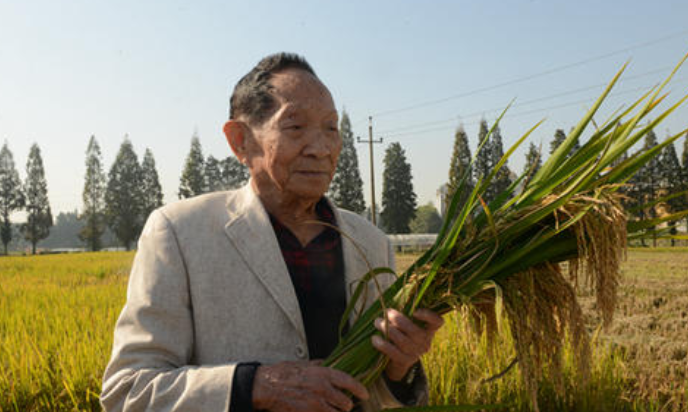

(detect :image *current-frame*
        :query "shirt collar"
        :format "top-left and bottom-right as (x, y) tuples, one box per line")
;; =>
(268, 197), (338, 248)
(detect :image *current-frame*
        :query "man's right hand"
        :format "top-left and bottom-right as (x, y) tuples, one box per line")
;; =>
(252, 361), (369, 412)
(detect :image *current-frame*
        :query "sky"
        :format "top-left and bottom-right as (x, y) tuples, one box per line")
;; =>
(1, 0), (688, 217)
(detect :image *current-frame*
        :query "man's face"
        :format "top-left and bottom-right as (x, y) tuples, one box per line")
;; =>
(243, 68), (342, 203)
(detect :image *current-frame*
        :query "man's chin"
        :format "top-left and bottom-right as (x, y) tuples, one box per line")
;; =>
(288, 182), (331, 200)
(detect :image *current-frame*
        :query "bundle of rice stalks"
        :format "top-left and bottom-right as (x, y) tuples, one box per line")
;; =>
(323, 55), (688, 411)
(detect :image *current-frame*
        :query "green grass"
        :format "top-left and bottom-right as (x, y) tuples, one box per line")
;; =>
(0, 250), (686, 411)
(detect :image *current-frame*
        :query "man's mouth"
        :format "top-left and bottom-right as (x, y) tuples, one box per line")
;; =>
(297, 170), (328, 175)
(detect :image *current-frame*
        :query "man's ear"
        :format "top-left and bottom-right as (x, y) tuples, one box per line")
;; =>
(223, 120), (249, 163)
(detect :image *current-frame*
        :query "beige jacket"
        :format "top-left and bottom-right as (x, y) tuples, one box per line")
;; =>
(101, 184), (426, 411)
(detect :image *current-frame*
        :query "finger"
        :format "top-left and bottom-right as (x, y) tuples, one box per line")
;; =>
(320, 384), (354, 412)
(302, 371), (355, 411)
(377, 317), (424, 357)
(310, 398), (343, 412)
(385, 309), (426, 337)
(327, 368), (369, 401)
(385, 310), (431, 350)
(372, 335), (415, 367)
(413, 309), (445, 332)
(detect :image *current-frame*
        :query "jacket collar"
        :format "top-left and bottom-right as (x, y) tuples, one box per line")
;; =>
(223, 183), (375, 342)
(223, 183), (307, 342)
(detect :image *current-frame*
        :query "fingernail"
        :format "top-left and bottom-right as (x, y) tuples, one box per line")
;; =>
(372, 335), (382, 346)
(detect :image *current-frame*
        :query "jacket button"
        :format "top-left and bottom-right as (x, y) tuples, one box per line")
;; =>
(295, 345), (306, 359)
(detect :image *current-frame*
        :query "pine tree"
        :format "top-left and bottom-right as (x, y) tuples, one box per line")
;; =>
(105, 137), (143, 251)
(79, 135), (106, 251)
(490, 125), (512, 201)
(473, 121), (511, 204)
(658, 141), (683, 245)
(550, 129), (567, 155)
(328, 111), (366, 213)
(0, 142), (25, 254)
(140, 148), (164, 222)
(179, 135), (206, 199)
(446, 125), (473, 210)
(523, 142), (542, 178)
(22, 144), (53, 254)
(380, 142), (417, 234)
(473, 120), (492, 188)
(205, 155), (224, 192)
(550, 128), (580, 158)
(630, 130), (661, 246)
(222, 156), (249, 190)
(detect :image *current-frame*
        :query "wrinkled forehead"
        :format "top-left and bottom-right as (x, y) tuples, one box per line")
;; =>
(269, 69), (336, 115)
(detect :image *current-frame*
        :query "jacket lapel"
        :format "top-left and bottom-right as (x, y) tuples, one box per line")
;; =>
(331, 203), (381, 324)
(223, 185), (307, 342)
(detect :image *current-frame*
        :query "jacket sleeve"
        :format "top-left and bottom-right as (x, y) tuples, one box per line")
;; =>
(100, 210), (235, 412)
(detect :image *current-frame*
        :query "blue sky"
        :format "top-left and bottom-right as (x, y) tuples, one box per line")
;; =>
(1, 0), (688, 215)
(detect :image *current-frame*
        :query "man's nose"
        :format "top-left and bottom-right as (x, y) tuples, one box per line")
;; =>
(303, 130), (335, 158)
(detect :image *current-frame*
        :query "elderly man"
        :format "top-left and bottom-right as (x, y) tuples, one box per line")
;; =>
(101, 53), (443, 412)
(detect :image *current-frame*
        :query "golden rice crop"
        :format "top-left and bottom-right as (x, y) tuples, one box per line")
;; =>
(324, 55), (688, 412)
(0, 252), (132, 411)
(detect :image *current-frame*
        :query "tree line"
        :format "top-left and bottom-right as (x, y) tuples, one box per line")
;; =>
(445, 122), (688, 241)
(1, 116), (687, 253)
(0, 133), (250, 254)
(79, 133), (250, 252)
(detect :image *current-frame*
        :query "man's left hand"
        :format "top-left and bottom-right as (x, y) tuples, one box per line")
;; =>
(371, 308), (444, 382)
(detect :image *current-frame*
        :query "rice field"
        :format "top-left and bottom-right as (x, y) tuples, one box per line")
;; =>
(0, 249), (686, 411)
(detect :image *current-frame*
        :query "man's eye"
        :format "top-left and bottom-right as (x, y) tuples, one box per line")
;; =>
(287, 125), (302, 130)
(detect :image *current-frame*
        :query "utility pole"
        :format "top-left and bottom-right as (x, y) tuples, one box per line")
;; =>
(357, 116), (383, 226)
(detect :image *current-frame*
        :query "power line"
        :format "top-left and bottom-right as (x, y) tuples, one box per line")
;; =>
(377, 65), (674, 135)
(355, 28), (688, 123)
(384, 76), (688, 138)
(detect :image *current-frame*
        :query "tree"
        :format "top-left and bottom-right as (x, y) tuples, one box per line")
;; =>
(473, 120), (511, 204)
(523, 142), (542, 179)
(105, 138), (144, 250)
(222, 156), (249, 190)
(658, 141), (684, 245)
(22, 144), (53, 254)
(179, 134), (206, 199)
(140, 148), (164, 222)
(629, 130), (661, 246)
(473, 120), (492, 190)
(489, 125), (512, 200)
(380, 142), (417, 233)
(550, 129), (567, 155)
(328, 111), (366, 213)
(550, 128), (580, 158)
(80, 135), (107, 251)
(205, 155), (224, 192)
(446, 125), (473, 210)
(410, 203), (442, 234)
(0, 142), (25, 254)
